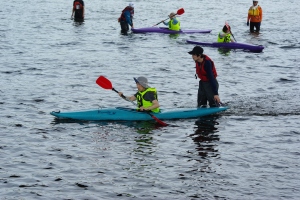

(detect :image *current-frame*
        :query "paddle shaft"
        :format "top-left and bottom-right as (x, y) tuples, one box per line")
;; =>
(230, 31), (237, 42)
(225, 22), (237, 42)
(154, 16), (174, 26)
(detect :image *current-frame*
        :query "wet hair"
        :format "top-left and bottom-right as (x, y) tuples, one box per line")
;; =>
(222, 25), (229, 32)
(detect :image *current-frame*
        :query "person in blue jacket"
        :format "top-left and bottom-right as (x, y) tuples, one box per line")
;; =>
(118, 2), (134, 33)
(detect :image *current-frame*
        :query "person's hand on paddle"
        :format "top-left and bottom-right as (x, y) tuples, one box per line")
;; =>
(118, 92), (135, 102)
(118, 92), (127, 100)
(139, 106), (148, 112)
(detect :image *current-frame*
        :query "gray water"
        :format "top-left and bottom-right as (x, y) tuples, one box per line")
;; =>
(1, 0), (300, 199)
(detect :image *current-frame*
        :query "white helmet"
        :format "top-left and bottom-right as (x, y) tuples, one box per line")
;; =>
(129, 2), (134, 8)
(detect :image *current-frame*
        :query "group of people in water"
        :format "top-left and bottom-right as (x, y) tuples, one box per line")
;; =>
(116, 1), (263, 114)
(71, 0), (263, 114)
(118, 1), (262, 38)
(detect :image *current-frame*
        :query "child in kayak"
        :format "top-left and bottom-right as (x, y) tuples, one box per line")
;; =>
(217, 25), (235, 43)
(118, 77), (160, 113)
(162, 12), (181, 31)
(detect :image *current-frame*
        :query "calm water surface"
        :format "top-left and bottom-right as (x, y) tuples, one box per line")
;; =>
(0, 0), (299, 199)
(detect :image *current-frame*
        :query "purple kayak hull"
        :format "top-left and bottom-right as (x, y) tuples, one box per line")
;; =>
(132, 27), (211, 34)
(187, 40), (264, 52)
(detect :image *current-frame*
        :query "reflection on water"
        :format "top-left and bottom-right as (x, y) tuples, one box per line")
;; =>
(217, 47), (231, 56)
(190, 115), (220, 159)
(133, 120), (162, 134)
(120, 30), (129, 35)
(51, 117), (161, 130)
(169, 34), (180, 39)
(73, 20), (84, 26)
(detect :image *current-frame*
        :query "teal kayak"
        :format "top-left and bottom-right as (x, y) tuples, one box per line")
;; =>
(50, 107), (228, 121)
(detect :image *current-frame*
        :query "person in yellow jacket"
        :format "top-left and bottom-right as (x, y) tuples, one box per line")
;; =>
(217, 25), (235, 43)
(118, 77), (160, 113)
(162, 12), (181, 31)
(247, 0), (263, 32)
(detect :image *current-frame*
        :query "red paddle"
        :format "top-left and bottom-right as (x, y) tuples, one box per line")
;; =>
(96, 76), (168, 126)
(153, 8), (185, 26)
(225, 21), (237, 42)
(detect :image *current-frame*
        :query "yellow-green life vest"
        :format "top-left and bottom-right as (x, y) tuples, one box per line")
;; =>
(136, 88), (160, 113)
(248, 6), (260, 16)
(169, 18), (180, 31)
(217, 31), (231, 43)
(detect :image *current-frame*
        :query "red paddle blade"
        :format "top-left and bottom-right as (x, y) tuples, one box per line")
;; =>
(151, 115), (168, 126)
(96, 76), (113, 90)
(177, 8), (185, 15)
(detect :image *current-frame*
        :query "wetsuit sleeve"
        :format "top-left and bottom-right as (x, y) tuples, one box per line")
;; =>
(204, 61), (218, 95)
(124, 11), (133, 26)
(163, 21), (169, 26)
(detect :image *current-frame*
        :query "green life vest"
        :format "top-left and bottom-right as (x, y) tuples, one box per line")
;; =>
(136, 88), (160, 113)
(169, 18), (180, 31)
(217, 31), (231, 43)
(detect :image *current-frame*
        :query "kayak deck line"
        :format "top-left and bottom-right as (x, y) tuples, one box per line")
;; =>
(50, 106), (228, 121)
(132, 27), (212, 34)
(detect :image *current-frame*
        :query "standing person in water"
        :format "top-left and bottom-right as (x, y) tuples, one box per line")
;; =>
(188, 46), (221, 107)
(71, 0), (85, 21)
(247, 0), (263, 32)
(118, 2), (134, 33)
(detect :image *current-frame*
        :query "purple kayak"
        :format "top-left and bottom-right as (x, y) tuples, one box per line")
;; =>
(187, 40), (264, 52)
(132, 27), (212, 34)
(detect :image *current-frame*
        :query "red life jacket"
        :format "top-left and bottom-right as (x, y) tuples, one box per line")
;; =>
(196, 55), (217, 81)
(118, 6), (134, 22)
(74, 1), (83, 10)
